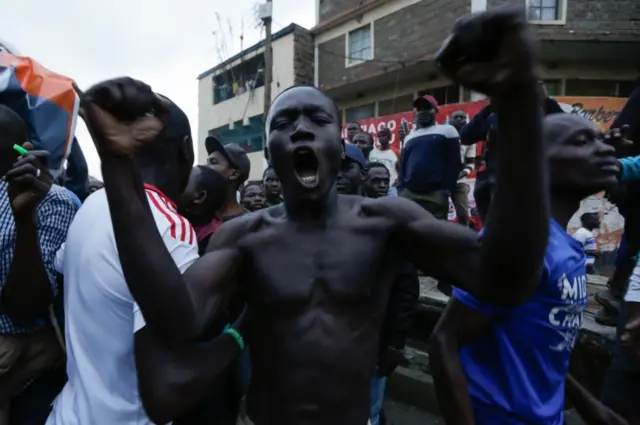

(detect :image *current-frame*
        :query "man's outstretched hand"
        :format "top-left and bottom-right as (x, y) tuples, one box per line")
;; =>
(74, 77), (170, 157)
(435, 5), (538, 96)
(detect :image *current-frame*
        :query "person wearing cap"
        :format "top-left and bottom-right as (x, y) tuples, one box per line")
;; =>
(397, 94), (462, 220)
(336, 143), (367, 195)
(204, 136), (251, 221)
(368, 127), (399, 196)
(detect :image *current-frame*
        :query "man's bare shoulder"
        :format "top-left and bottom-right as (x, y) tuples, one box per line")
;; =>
(205, 211), (264, 252)
(360, 195), (437, 222)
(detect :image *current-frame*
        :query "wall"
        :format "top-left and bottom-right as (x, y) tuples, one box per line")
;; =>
(316, 0), (470, 91)
(247, 151), (269, 182)
(488, 0), (640, 41)
(197, 33), (296, 162)
(293, 27), (315, 85)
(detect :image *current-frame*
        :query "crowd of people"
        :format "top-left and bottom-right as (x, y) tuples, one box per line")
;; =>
(0, 6), (639, 425)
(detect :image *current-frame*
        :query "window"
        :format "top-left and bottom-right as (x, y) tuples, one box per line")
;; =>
(346, 24), (373, 66)
(528, 0), (563, 22)
(542, 79), (561, 96)
(565, 79), (635, 97)
(345, 103), (375, 123)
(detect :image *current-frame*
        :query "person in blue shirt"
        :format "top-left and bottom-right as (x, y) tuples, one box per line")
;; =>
(429, 113), (627, 425)
(398, 94), (461, 220)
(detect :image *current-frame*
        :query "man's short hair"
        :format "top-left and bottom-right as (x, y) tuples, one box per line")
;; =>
(263, 165), (278, 179)
(580, 212), (599, 225)
(366, 162), (390, 176)
(265, 85), (342, 138)
(240, 180), (264, 198)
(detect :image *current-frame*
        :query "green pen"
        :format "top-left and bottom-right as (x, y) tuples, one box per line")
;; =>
(13, 144), (28, 155)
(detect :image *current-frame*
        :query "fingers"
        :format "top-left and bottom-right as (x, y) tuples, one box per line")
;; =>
(84, 77), (158, 121)
(21, 142), (34, 151)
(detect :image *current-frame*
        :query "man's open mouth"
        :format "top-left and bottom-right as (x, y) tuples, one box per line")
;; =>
(293, 147), (319, 188)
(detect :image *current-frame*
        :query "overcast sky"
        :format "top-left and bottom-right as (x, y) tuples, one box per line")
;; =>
(2, 0), (315, 177)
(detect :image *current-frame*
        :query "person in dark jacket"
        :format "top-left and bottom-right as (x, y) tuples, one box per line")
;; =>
(460, 82), (564, 222)
(361, 161), (420, 425)
(398, 94), (461, 219)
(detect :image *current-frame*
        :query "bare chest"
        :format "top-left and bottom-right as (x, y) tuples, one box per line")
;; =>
(243, 224), (395, 307)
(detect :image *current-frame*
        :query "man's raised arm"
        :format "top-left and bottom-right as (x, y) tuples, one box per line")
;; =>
(388, 7), (549, 305)
(77, 78), (243, 343)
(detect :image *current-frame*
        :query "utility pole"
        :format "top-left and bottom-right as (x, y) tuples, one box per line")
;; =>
(259, 0), (273, 164)
(261, 0), (273, 116)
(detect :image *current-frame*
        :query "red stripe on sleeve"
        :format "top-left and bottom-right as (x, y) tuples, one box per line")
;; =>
(147, 191), (176, 238)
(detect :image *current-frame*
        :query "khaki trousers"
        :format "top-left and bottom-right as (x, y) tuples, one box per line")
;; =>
(0, 326), (63, 425)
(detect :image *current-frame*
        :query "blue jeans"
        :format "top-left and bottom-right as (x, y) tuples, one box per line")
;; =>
(370, 376), (387, 425)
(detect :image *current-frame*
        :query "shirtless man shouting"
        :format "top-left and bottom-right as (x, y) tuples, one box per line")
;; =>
(77, 6), (548, 425)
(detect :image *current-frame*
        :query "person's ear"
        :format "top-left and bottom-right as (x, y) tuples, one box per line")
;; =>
(229, 169), (241, 181)
(193, 190), (207, 206)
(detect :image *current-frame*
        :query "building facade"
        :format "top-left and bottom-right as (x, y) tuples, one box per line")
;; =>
(197, 23), (314, 180)
(313, 0), (640, 124)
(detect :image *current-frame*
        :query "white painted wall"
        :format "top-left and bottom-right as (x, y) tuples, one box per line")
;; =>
(197, 33), (296, 165)
(247, 151), (269, 181)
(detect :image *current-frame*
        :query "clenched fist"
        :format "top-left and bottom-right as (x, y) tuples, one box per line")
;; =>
(436, 6), (539, 97)
(75, 77), (171, 157)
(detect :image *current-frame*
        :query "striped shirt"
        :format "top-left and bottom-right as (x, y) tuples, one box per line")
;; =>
(0, 182), (77, 334)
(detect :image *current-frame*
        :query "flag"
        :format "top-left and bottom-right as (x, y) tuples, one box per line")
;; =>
(0, 52), (79, 178)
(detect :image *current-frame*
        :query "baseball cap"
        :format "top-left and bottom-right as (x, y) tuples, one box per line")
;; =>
(205, 136), (251, 184)
(344, 142), (367, 168)
(413, 94), (439, 111)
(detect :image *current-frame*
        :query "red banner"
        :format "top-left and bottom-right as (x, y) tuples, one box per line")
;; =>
(342, 96), (627, 161)
(343, 96), (629, 252)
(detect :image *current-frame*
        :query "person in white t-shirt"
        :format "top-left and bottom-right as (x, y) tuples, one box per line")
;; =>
(572, 212), (601, 273)
(47, 91), (246, 425)
(449, 110), (476, 226)
(368, 128), (399, 196)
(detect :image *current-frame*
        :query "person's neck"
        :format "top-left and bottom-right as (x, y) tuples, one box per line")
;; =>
(283, 186), (338, 223)
(416, 121), (434, 130)
(379, 145), (389, 151)
(266, 193), (281, 204)
(550, 192), (582, 229)
(217, 194), (244, 218)
(140, 168), (181, 203)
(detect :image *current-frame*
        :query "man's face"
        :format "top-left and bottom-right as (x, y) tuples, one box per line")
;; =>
(450, 112), (467, 130)
(414, 105), (436, 128)
(242, 185), (267, 211)
(378, 132), (391, 148)
(205, 151), (239, 185)
(336, 158), (363, 195)
(352, 133), (373, 157)
(266, 86), (342, 202)
(548, 121), (619, 198)
(363, 166), (390, 198)
(347, 123), (360, 142)
(262, 168), (282, 198)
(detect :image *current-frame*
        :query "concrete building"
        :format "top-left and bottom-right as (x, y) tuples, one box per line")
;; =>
(197, 23), (314, 180)
(313, 0), (640, 122)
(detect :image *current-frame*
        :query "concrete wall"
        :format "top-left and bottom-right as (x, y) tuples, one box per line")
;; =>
(316, 0), (468, 91)
(488, 0), (640, 41)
